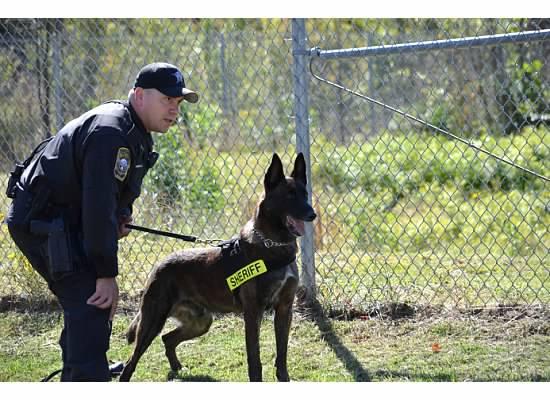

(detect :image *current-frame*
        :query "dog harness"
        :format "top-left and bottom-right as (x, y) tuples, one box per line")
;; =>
(217, 237), (296, 292)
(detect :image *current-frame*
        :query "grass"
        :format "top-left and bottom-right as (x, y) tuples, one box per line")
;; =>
(0, 306), (548, 382)
(0, 127), (547, 383)
(314, 249), (550, 310)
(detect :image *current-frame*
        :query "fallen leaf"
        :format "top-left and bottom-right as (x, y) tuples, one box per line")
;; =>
(431, 343), (442, 353)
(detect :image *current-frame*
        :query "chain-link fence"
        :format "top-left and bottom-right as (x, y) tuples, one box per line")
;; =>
(0, 18), (548, 312)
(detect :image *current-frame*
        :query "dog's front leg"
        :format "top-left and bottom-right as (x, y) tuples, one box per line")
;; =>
(274, 282), (298, 382)
(274, 302), (293, 382)
(243, 306), (263, 381)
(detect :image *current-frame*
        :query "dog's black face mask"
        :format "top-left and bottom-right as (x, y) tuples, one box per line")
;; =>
(262, 153), (316, 237)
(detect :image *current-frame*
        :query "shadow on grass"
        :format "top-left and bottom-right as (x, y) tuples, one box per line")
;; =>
(307, 298), (371, 382)
(167, 370), (220, 382)
(370, 369), (455, 381)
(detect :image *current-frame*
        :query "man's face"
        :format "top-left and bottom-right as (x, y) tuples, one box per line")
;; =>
(136, 88), (184, 133)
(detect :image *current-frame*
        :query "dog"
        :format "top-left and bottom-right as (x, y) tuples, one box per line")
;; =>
(119, 153), (316, 382)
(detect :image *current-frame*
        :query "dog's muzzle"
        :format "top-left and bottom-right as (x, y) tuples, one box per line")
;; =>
(286, 210), (316, 237)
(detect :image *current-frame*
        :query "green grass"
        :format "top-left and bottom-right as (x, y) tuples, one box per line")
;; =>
(1, 309), (548, 382)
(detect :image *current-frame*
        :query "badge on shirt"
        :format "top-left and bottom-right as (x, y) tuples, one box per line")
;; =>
(114, 147), (131, 181)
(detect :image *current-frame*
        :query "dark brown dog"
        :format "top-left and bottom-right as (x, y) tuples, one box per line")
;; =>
(119, 153), (316, 382)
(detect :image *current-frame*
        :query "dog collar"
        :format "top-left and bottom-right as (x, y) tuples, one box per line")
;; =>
(252, 228), (295, 248)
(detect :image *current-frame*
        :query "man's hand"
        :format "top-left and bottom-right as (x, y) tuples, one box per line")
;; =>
(118, 214), (133, 239)
(87, 277), (119, 321)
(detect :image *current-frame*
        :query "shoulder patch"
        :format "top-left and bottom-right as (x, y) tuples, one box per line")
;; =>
(114, 147), (131, 181)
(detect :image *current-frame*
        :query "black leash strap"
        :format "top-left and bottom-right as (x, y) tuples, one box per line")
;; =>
(41, 362), (124, 382)
(41, 368), (62, 382)
(126, 223), (197, 242)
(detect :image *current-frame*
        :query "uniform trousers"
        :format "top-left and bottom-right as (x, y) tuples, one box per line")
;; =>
(7, 201), (112, 382)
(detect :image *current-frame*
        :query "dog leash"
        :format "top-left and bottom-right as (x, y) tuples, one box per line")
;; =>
(125, 223), (224, 245)
(126, 224), (295, 249)
(41, 368), (62, 382)
(41, 362), (124, 382)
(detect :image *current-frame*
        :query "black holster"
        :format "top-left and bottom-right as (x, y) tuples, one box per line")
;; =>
(6, 136), (54, 200)
(6, 163), (25, 199)
(30, 217), (75, 281)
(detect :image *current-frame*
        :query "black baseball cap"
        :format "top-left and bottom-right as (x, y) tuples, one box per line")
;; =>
(133, 62), (199, 103)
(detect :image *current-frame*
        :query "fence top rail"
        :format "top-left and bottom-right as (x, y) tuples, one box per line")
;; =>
(308, 29), (550, 59)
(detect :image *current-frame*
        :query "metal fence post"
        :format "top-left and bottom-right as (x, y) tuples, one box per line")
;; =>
(367, 31), (376, 137)
(220, 32), (230, 118)
(52, 18), (64, 133)
(291, 18), (316, 303)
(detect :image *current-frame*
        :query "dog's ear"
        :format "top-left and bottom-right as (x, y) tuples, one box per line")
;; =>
(291, 152), (307, 185)
(264, 153), (286, 192)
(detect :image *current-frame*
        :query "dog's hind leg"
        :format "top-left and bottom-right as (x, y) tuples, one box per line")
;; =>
(162, 303), (213, 371)
(126, 311), (141, 344)
(119, 304), (170, 382)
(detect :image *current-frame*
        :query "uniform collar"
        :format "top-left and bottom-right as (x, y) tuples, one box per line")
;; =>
(126, 101), (153, 149)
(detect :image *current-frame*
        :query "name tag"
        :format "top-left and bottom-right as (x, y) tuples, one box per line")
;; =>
(226, 260), (267, 291)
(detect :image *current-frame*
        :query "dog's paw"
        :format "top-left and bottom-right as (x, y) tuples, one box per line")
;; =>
(276, 372), (290, 382)
(167, 366), (189, 381)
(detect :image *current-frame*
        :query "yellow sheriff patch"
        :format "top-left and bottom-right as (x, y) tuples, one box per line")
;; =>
(226, 259), (267, 291)
(114, 147), (131, 181)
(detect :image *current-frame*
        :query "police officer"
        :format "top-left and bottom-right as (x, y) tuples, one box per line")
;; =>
(5, 62), (198, 381)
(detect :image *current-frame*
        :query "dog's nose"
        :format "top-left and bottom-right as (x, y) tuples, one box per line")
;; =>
(305, 210), (317, 221)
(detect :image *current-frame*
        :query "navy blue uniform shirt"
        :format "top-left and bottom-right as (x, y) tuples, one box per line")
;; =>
(19, 101), (155, 278)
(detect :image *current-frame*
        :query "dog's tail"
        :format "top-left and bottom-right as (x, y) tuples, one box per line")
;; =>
(126, 312), (141, 344)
